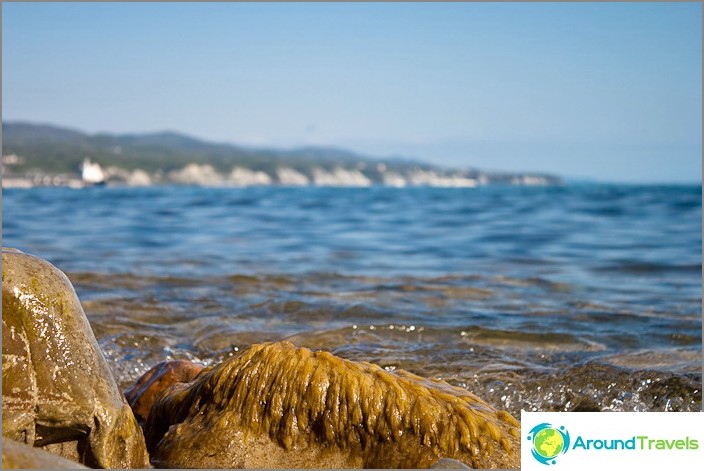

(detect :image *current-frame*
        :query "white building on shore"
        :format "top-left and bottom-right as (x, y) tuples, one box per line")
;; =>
(81, 158), (105, 184)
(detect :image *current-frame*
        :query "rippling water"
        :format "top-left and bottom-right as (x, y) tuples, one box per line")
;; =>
(2, 184), (701, 414)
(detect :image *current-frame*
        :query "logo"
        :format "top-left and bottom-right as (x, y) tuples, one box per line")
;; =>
(527, 423), (571, 465)
(522, 412), (702, 469)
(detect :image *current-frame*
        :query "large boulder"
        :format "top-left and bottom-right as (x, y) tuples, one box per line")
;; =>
(145, 341), (520, 468)
(1, 248), (149, 468)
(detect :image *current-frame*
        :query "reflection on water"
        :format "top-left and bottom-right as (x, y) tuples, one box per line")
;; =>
(2, 184), (702, 414)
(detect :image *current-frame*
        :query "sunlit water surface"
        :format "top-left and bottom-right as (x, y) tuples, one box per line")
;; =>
(3, 184), (701, 415)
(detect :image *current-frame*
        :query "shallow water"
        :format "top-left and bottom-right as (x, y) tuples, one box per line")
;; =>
(2, 184), (701, 415)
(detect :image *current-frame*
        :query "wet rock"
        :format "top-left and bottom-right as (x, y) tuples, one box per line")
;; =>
(145, 341), (520, 469)
(1, 438), (89, 469)
(1, 248), (149, 468)
(125, 359), (206, 423)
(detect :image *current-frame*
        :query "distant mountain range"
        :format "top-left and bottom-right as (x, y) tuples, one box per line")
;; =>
(1, 122), (562, 188)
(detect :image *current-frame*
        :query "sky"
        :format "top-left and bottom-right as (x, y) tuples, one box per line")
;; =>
(2, 2), (702, 183)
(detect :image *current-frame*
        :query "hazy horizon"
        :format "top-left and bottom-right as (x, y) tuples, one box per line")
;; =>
(2, 2), (701, 183)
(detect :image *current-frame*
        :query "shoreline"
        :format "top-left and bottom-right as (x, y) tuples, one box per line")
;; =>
(1, 176), (557, 190)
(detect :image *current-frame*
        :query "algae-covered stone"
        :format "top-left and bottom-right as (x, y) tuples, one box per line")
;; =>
(145, 341), (520, 469)
(1, 248), (149, 468)
(1, 438), (89, 469)
(125, 360), (206, 424)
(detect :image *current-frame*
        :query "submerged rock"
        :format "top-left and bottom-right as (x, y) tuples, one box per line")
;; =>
(125, 359), (206, 424)
(1, 248), (149, 468)
(1, 438), (89, 469)
(145, 341), (520, 468)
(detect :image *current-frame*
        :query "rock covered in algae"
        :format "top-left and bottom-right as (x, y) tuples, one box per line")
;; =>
(125, 359), (206, 424)
(145, 341), (520, 468)
(1, 438), (89, 469)
(1, 248), (149, 468)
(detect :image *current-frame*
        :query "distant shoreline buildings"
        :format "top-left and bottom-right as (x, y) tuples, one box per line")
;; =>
(2, 157), (558, 189)
(1, 122), (562, 189)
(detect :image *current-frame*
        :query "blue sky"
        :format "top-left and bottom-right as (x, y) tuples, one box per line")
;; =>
(2, 2), (701, 182)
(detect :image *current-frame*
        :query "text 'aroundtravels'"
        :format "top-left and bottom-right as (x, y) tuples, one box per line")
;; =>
(572, 436), (699, 451)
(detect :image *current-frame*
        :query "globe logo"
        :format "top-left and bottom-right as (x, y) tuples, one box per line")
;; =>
(526, 423), (571, 465)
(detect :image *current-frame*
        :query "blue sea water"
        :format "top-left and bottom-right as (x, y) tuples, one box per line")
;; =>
(2, 184), (701, 413)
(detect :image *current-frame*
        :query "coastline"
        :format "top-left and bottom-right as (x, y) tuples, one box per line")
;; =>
(1, 167), (557, 190)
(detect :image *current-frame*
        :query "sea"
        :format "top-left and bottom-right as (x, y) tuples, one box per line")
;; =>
(2, 183), (701, 415)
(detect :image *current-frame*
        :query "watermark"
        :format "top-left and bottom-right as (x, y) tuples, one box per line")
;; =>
(521, 412), (703, 469)
(526, 423), (571, 465)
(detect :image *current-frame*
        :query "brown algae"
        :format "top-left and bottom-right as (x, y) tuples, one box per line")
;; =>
(145, 341), (520, 468)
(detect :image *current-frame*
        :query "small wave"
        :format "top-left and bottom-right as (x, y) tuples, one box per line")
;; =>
(597, 348), (702, 374)
(461, 362), (702, 415)
(591, 261), (702, 275)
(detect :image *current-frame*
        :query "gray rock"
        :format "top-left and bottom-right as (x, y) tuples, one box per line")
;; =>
(431, 457), (473, 469)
